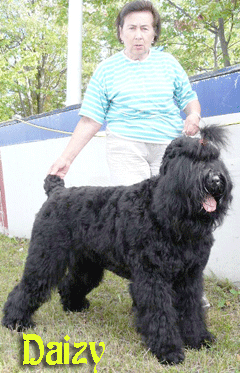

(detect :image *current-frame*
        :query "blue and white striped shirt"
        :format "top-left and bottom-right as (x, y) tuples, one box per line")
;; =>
(79, 48), (198, 143)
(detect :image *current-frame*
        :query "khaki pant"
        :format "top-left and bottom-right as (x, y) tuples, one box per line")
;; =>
(106, 129), (168, 186)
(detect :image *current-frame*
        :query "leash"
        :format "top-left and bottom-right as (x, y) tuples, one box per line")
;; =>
(0, 116), (239, 136)
(10, 116), (73, 135)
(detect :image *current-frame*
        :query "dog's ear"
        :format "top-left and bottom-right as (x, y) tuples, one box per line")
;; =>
(160, 139), (181, 175)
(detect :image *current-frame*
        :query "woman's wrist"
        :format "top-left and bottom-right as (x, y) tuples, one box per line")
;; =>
(187, 111), (201, 121)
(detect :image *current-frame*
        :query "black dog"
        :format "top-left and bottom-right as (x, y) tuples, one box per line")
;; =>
(2, 125), (232, 364)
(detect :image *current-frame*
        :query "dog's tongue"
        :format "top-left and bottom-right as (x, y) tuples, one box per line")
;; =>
(203, 195), (217, 212)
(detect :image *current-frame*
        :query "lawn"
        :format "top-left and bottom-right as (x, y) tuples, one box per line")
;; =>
(0, 234), (239, 373)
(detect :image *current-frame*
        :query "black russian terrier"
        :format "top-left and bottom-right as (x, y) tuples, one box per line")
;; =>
(2, 125), (233, 364)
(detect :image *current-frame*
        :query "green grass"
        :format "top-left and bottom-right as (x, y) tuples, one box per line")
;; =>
(0, 233), (239, 373)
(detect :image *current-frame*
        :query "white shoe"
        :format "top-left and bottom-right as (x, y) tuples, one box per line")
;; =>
(202, 293), (210, 309)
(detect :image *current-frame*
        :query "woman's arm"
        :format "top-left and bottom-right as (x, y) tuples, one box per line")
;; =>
(183, 99), (201, 136)
(48, 116), (102, 178)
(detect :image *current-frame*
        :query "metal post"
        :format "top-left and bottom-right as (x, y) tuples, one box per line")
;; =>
(66, 0), (83, 106)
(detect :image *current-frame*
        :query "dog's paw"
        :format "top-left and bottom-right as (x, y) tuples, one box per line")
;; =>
(2, 317), (35, 332)
(185, 331), (216, 350)
(199, 331), (216, 348)
(157, 349), (185, 365)
(62, 298), (90, 313)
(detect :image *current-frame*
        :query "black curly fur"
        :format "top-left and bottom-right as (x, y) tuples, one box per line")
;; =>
(2, 125), (233, 365)
(44, 174), (64, 196)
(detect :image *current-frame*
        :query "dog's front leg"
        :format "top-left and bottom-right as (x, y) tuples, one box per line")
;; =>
(130, 271), (184, 365)
(174, 270), (215, 349)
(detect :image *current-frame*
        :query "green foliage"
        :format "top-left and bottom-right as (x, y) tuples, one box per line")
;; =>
(81, 0), (125, 91)
(0, 0), (68, 120)
(158, 0), (240, 74)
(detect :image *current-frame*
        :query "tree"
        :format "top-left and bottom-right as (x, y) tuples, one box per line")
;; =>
(159, 0), (240, 74)
(0, 0), (68, 120)
(0, 0), (239, 121)
(81, 0), (124, 91)
(0, 0), (121, 120)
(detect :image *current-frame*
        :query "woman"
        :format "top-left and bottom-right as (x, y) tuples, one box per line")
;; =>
(49, 0), (209, 310)
(49, 0), (201, 185)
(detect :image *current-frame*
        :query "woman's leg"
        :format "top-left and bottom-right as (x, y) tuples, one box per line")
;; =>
(106, 131), (151, 186)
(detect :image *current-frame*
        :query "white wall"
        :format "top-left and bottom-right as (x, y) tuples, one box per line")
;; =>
(203, 123), (240, 286)
(1, 134), (111, 238)
(1, 126), (240, 285)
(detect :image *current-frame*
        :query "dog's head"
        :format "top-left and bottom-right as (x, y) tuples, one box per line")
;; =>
(159, 125), (233, 226)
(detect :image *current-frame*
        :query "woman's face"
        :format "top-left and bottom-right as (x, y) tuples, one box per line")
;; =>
(119, 11), (156, 61)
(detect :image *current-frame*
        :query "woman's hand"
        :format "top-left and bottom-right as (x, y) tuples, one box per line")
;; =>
(183, 113), (200, 136)
(48, 156), (71, 179)
(183, 100), (201, 136)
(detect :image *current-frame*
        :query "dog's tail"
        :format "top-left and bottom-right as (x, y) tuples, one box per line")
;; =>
(44, 175), (65, 197)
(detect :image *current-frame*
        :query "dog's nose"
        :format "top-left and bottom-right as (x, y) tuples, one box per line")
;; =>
(205, 171), (226, 196)
(210, 174), (221, 187)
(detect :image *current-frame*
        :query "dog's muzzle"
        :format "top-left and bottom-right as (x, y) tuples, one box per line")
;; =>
(202, 171), (227, 212)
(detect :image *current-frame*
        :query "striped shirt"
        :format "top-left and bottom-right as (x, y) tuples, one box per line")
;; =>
(79, 48), (198, 143)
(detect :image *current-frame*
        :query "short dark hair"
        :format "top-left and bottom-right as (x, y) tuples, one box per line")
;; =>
(116, 1), (161, 45)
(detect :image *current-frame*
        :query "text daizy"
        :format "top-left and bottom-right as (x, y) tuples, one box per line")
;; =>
(22, 334), (105, 371)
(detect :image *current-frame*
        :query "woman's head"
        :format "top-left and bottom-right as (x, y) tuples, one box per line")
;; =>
(116, 1), (161, 45)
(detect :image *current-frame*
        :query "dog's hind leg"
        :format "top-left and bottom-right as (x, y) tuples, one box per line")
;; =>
(2, 240), (68, 331)
(58, 257), (104, 312)
(130, 270), (185, 365)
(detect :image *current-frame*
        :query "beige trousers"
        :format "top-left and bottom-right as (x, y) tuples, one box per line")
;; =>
(106, 130), (168, 186)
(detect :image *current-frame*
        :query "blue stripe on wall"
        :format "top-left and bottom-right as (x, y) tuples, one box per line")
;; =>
(191, 70), (240, 118)
(0, 105), (107, 147)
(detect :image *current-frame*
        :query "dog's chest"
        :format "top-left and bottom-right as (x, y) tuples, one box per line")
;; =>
(177, 238), (212, 270)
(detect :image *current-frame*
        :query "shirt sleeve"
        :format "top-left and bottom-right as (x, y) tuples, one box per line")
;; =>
(170, 55), (198, 110)
(79, 65), (110, 125)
